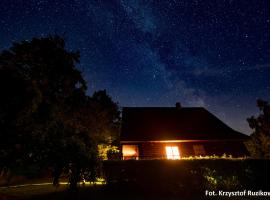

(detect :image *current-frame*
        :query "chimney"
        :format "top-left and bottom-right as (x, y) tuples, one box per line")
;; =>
(175, 102), (181, 109)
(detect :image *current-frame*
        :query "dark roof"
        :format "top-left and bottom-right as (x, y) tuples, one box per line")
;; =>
(121, 107), (249, 141)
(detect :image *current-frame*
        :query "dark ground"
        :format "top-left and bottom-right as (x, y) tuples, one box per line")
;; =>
(0, 184), (264, 200)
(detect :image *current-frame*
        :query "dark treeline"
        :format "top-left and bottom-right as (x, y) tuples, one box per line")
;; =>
(0, 36), (120, 193)
(247, 99), (270, 159)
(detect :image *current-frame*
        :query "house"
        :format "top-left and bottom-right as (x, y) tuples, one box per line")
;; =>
(120, 103), (249, 160)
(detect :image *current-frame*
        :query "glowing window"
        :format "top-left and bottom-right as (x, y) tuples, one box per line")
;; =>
(165, 146), (180, 160)
(122, 145), (139, 160)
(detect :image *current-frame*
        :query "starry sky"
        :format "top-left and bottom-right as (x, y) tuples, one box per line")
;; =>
(1, 0), (270, 134)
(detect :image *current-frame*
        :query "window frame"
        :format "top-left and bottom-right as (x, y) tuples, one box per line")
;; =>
(122, 144), (139, 160)
(165, 146), (181, 160)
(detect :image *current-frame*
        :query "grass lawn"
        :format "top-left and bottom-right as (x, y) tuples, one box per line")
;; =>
(0, 184), (66, 200)
(0, 183), (265, 200)
(0, 184), (152, 200)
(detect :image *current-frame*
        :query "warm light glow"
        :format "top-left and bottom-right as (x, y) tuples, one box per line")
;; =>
(166, 146), (180, 159)
(193, 144), (206, 156)
(122, 145), (138, 159)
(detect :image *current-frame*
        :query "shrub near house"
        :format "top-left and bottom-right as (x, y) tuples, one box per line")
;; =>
(103, 159), (270, 196)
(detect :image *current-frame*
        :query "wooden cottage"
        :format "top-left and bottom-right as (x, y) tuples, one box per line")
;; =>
(120, 104), (249, 160)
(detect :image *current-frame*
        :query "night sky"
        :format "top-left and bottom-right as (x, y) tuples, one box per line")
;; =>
(1, 0), (270, 134)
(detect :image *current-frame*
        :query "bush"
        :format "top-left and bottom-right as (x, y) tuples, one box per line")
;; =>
(103, 159), (270, 196)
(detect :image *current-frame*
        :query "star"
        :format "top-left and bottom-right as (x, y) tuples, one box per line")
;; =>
(0, 0), (270, 134)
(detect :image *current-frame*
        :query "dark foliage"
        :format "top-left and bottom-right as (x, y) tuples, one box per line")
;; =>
(0, 36), (120, 191)
(103, 159), (270, 197)
(247, 99), (270, 158)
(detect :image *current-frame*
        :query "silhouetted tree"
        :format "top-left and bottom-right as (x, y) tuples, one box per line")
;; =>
(247, 99), (270, 159)
(91, 90), (121, 143)
(0, 36), (120, 192)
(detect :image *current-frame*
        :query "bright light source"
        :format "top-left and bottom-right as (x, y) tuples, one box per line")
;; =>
(122, 145), (138, 159)
(166, 146), (180, 160)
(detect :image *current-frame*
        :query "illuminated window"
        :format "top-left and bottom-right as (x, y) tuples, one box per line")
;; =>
(122, 145), (139, 160)
(165, 146), (180, 160)
(193, 144), (206, 156)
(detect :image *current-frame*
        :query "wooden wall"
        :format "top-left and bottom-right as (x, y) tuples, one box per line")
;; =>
(122, 140), (249, 159)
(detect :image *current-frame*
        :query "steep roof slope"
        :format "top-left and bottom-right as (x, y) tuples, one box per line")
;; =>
(121, 107), (249, 141)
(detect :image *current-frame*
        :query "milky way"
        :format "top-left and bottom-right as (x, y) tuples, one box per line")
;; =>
(1, 0), (270, 134)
